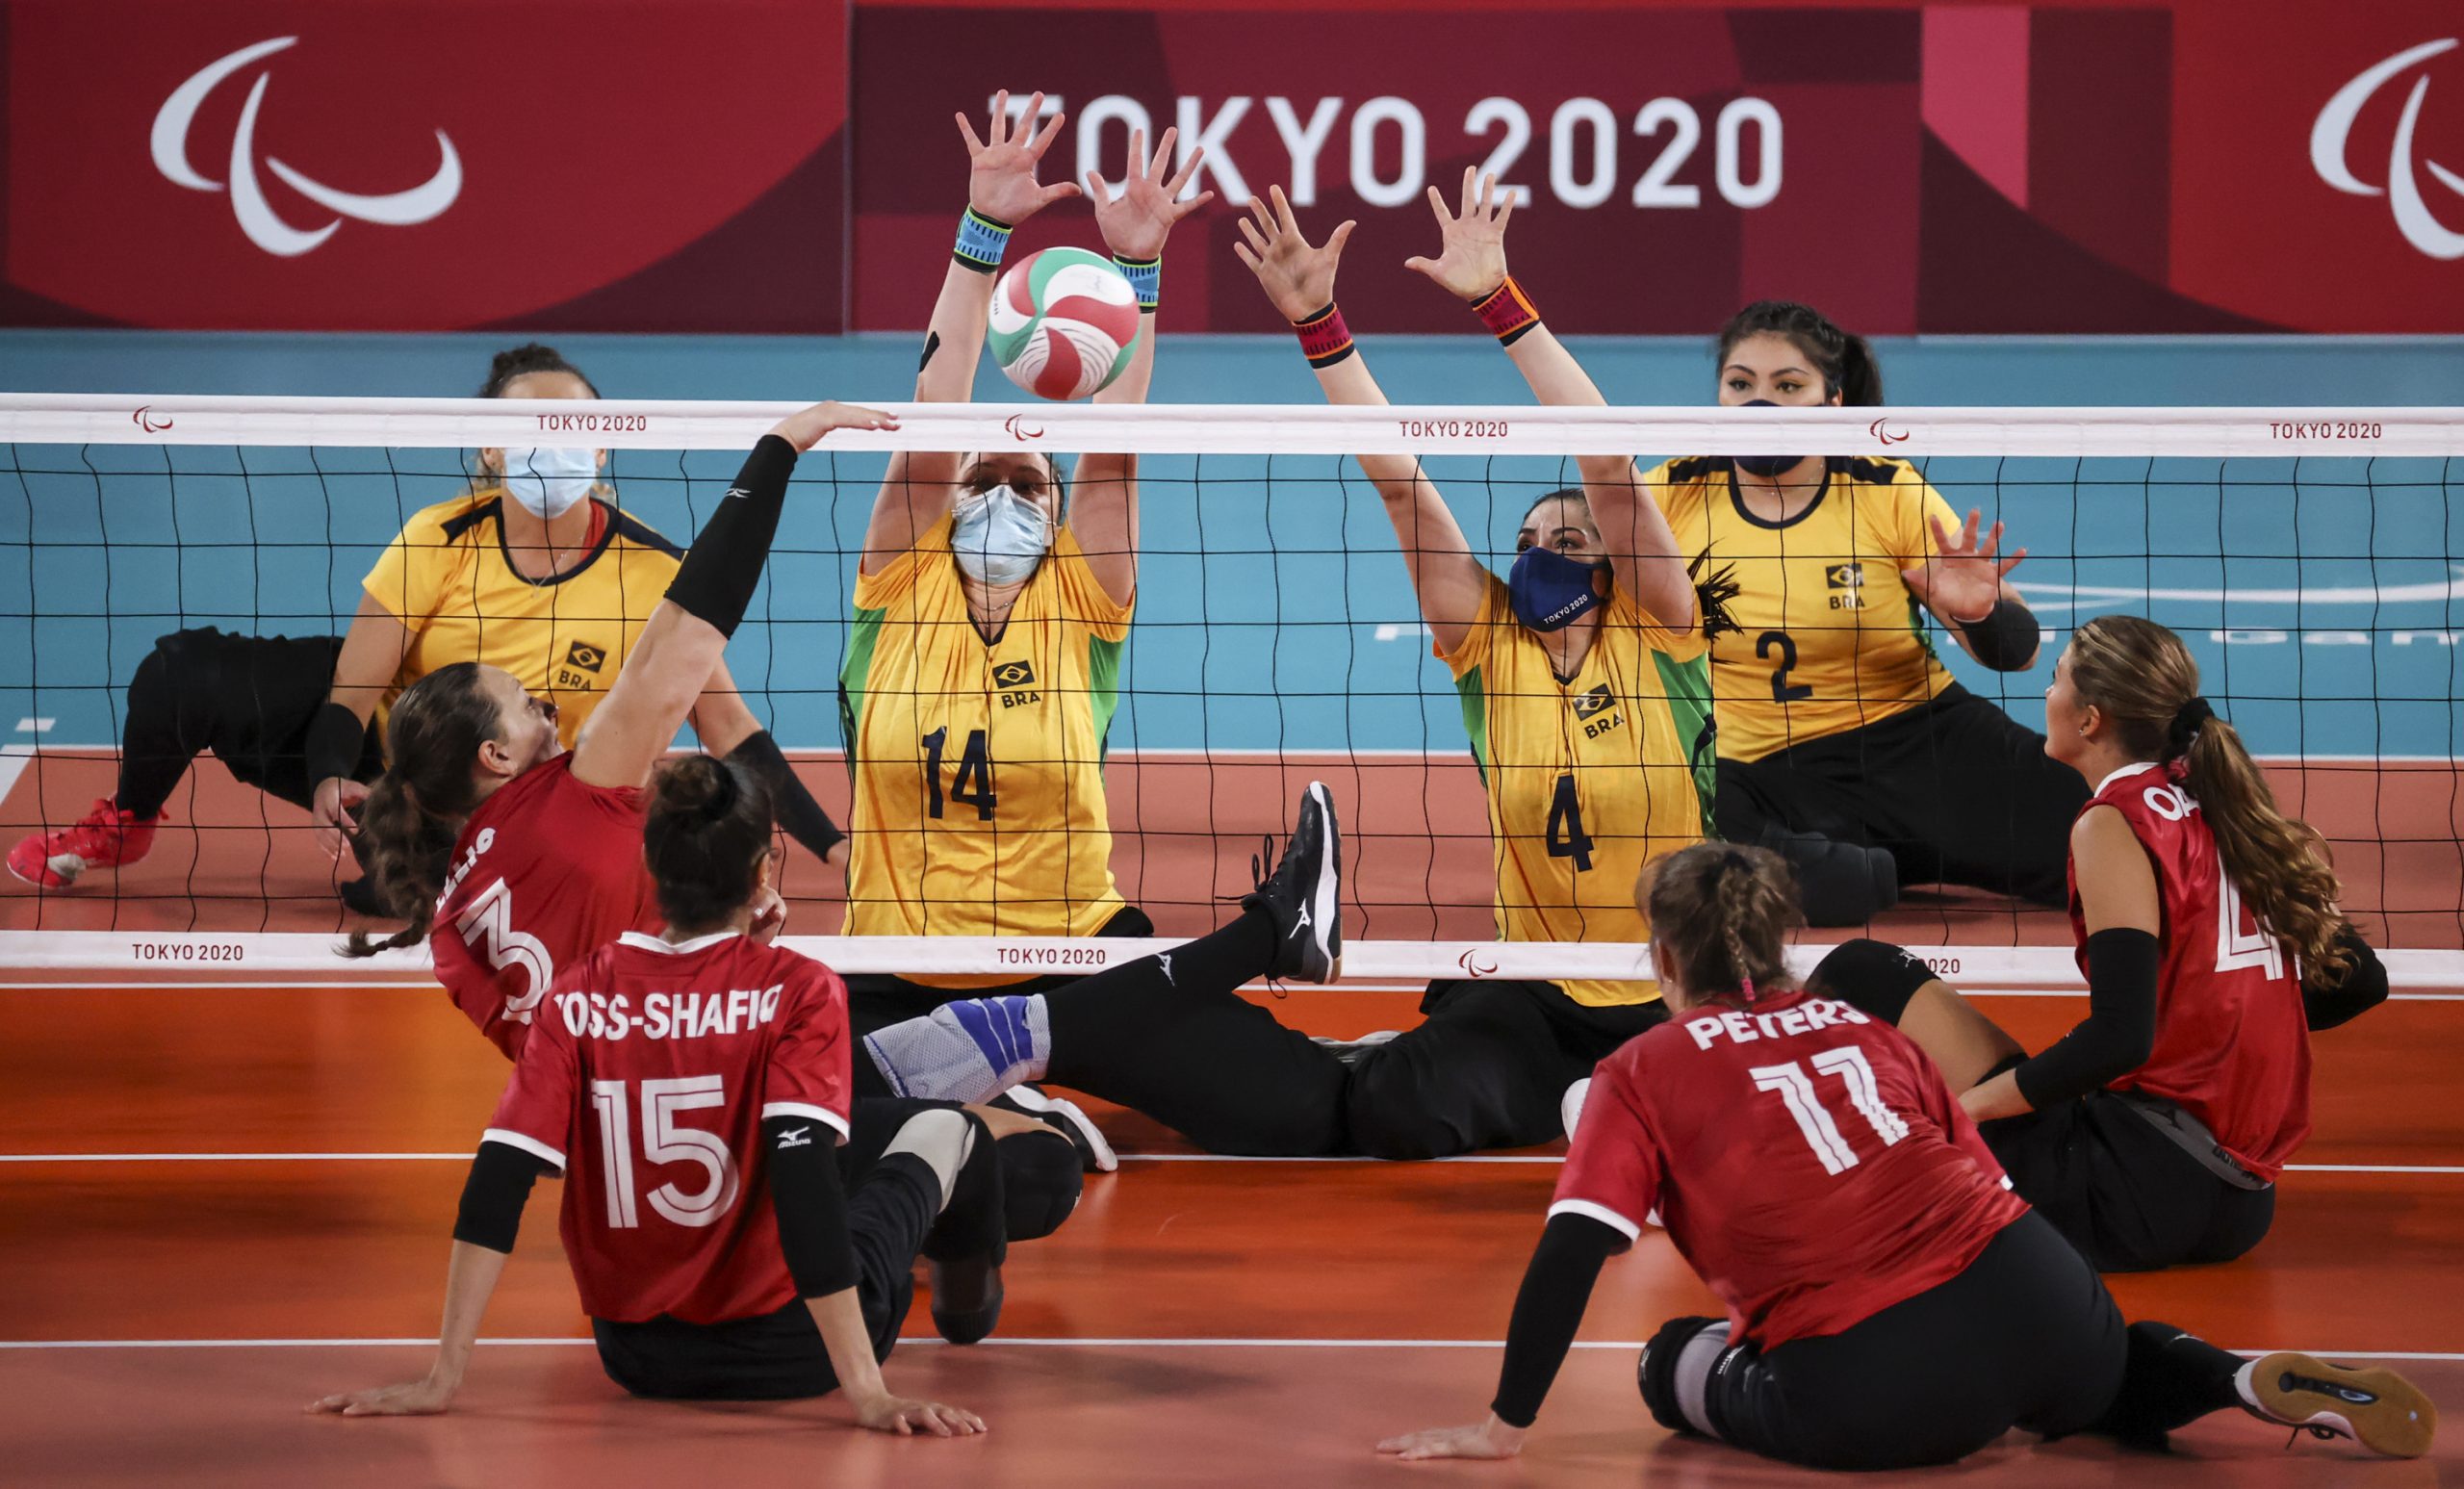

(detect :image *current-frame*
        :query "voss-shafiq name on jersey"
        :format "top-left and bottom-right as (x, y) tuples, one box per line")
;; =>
(482, 930), (855, 1325)
(1645, 456), (1964, 762)
(1554, 988), (2026, 1347)
(1439, 574), (1713, 1007)
(430, 754), (661, 1058)
(2067, 763), (2313, 1179)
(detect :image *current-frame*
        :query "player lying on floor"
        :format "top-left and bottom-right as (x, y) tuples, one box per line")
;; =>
(1378, 842), (2433, 1470)
(1801, 615), (2391, 1271)
(310, 753), (1061, 1433)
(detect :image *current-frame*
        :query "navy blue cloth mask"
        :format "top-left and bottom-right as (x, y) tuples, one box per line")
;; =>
(1732, 398), (1805, 477)
(1508, 546), (1607, 631)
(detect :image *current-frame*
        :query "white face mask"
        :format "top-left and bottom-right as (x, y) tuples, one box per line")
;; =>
(497, 446), (599, 519)
(951, 486), (1053, 587)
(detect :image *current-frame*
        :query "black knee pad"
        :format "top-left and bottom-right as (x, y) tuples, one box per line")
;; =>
(1639, 1316), (1727, 1435)
(1808, 938), (1938, 1025)
(1764, 829), (1898, 927)
(996, 1129), (1084, 1242)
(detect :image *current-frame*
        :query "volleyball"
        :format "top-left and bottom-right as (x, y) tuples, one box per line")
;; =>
(987, 247), (1143, 400)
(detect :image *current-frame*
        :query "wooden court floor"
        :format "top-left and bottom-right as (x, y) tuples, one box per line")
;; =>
(3, 977), (2458, 1488)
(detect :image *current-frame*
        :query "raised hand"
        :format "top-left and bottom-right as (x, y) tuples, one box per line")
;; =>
(1404, 167), (1515, 302)
(1231, 186), (1354, 321)
(767, 401), (901, 451)
(956, 90), (1080, 225)
(1088, 127), (1215, 263)
(854, 1393), (988, 1437)
(1902, 509), (2026, 625)
(1374, 1415), (1527, 1461)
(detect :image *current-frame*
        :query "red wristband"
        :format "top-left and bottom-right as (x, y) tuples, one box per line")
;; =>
(1294, 302), (1355, 368)
(1472, 276), (1541, 345)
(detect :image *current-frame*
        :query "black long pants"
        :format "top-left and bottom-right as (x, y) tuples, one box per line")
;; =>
(1033, 910), (1663, 1158)
(1680, 1211), (2241, 1470)
(589, 1097), (943, 1400)
(842, 905), (1158, 1043)
(1716, 682), (2086, 906)
(116, 627), (382, 818)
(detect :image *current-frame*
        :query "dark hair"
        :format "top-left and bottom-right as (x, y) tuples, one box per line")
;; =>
(478, 343), (600, 399)
(1638, 843), (1802, 1007)
(1714, 300), (1883, 406)
(2063, 615), (2348, 988)
(644, 755), (775, 935)
(960, 450), (1070, 518)
(344, 663), (508, 956)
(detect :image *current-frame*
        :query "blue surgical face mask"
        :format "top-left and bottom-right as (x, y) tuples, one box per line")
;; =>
(1731, 398), (1803, 477)
(951, 486), (1053, 587)
(498, 446), (599, 519)
(1508, 545), (1607, 632)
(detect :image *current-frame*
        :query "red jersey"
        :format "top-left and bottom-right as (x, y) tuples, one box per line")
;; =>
(1553, 989), (2027, 1348)
(430, 754), (662, 1058)
(2066, 762), (2313, 1179)
(481, 930), (855, 1325)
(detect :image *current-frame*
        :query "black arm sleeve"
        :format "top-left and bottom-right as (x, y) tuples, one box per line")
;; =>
(304, 701), (371, 790)
(765, 1115), (860, 1299)
(728, 730), (846, 860)
(664, 434), (797, 639)
(451, 1140), (554, 1254)
(2305, 923), (2389, 1032)
(1956, 598), (2042, 672)
(2013, 927), (2161, 1111)
(1489, 1213), (1622, 1429)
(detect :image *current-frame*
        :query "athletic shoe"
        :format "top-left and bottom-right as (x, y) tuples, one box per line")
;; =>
(7, 798), (160, 888)
(1243, 782), (1341, 983)
(993, 1084), (1118, 1173)
(338, 873), (391, 918)
(2246, 1352), (2435, 1458)
(1560, 1077), (1592, 1138)
(1311, 1029), (1400, 1067)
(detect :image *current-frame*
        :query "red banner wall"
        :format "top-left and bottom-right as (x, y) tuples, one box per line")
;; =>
(5, 0), (2459, 333)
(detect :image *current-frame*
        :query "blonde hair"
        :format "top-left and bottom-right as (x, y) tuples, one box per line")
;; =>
(1637, 843), (1802, 1006)
(2066, 615), (2348, 987)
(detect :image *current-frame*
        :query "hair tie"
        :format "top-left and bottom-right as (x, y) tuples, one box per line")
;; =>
(1736, 976), (1757, 1006)
(701, 760), (740, 823)
(2166, 696), (2216, 758)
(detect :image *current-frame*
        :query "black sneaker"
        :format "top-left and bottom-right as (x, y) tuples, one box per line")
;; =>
(1243, 782), (1341, 984)
(990, 1085), (1118, 1173)
(338, 874), (390, 918)
(2247, 1352), (2435, 1458)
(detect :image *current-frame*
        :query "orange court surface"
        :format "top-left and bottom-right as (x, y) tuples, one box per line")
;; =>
(4, 757), (2460, 1487)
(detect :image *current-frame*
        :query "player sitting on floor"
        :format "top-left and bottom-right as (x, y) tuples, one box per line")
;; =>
(1377, 842), (2433, 1470)
(309, 752), (1039, 1433)
(1802, 613), (2392, 1271)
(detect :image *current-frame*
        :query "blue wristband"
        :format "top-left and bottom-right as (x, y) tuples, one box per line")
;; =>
(953, 208), (1013, 273)
(1112, 254), (1161, 311)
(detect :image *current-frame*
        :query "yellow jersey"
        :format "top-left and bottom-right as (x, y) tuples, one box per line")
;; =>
(1439, 574), (1713, 1007)
(1647, 456), (1960, 763)
(840, 516), (1131, 982)
(360, 490), (680, 750)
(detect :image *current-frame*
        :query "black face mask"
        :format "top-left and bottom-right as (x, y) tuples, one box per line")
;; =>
(1732, 398), (1803, 477)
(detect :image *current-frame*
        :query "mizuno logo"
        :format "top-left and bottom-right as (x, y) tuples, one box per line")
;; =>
(152, 37), (463, 258)
(777, 1127), (813, 1148)
(1158, 954), (1175, 986)
(724, 486), (752, 500)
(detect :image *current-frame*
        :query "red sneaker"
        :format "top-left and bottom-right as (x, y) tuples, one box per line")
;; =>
(7, 798), (162, 888)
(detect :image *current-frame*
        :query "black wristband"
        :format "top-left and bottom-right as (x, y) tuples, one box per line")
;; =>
(305, 701), (371, 791)
(452, 1139), (553, 1253)
(665, 435), (796, 639)
(2305, 923), (2387, 1031)
(1957, 597), (2041, 672)
(728, 730), (846, 859)
(766, 1115), (860, 1297)
(1490, 1212), (1620, 1428)
(2014, 927), (2160, 1110)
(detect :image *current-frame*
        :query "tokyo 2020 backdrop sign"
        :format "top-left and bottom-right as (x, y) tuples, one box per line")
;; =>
(4, 0), (2458, 333)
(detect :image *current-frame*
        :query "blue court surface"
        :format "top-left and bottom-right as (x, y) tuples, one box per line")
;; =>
(2, 331), (2458, 759)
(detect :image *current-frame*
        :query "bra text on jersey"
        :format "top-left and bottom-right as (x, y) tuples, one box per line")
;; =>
(1685, 997), (1871, 1051)
(555, 985), (788, 1042)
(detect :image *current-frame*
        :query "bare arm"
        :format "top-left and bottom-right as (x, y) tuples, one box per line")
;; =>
(803, 1286), (983, 1436)
(307, 1241), (507, 1416)
(1234, 188), (1489, 655)
(862, 92), (1079, 577)
(1067, 128), (1214, 605)
(1406, 169), (1693, 630)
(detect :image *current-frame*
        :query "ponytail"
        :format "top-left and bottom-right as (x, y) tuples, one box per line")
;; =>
(1834, 331), (1884, 407)
(1714, 300), (1884, 406)
(1638, 842), (1802, 1007)
(342, 662), (505, 958)
(2065, 616), (2348, 988)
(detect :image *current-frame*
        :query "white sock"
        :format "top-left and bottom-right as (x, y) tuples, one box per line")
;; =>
(2233, 1359), (2267, 1416)
(1560, 1077), (1591, 1139)
(883, 1109), (976, 1214)
(862, 993), (1052, 1102)
(1674, 1322), (1733, 1440)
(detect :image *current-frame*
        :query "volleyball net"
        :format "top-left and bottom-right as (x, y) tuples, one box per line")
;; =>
(1, 396), (2458, 988)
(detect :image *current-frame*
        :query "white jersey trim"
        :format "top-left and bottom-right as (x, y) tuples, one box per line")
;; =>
(479, 1127), (567, 1171)
(760, 1102), (852, 1146)
(2094, 761), (2165, 796)
(619, 929), (745, 956)
(1547, 1197), (1644, 1242)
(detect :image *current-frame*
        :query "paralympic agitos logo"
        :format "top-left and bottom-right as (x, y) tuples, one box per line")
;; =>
(2312, 39), (2464, 261)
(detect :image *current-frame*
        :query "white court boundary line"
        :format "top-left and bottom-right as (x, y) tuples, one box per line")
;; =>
(0, 1336), (2453, 1360)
